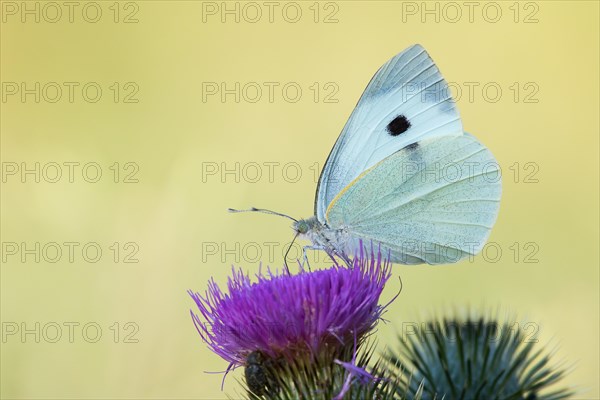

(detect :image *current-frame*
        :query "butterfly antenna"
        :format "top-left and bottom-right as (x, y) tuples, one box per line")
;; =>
(228, 207), (298, 222)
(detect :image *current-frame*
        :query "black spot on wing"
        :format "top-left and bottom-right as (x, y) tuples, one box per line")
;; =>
(404, 141), (422, 164)
(387, 115), (411, 136)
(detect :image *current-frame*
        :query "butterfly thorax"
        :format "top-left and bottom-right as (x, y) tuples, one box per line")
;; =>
(293, 216), (352, 257)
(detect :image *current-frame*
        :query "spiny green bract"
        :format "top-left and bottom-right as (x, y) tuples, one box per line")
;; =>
(383, 315), (573, 400)
(238, 340), (415, 400)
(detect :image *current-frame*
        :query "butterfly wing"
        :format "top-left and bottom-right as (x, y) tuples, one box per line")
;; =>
(325, 134), (501, 264)
(315, 44), (463, 221)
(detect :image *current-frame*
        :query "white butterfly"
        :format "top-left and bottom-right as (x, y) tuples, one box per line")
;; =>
(232, 44), (501, 266)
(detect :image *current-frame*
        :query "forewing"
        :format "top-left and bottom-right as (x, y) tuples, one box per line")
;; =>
(316, 44), (463, 221)
(326, 134), (501, 265)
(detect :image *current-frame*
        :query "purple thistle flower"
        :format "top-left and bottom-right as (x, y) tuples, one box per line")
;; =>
(188, 247), (392, 371)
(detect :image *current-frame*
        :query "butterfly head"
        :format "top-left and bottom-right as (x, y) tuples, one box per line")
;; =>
(293, 220), (309, 234)
(293, 217), (320, 236)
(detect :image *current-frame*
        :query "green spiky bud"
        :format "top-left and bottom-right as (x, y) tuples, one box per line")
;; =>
(384, 315), (573, 400)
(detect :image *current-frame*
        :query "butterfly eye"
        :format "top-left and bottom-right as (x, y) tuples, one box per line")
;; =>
(387, 115), (411, 136)
(296, 221), (308, 234)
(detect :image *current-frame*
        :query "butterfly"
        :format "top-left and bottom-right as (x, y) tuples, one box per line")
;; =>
(231, 44), (501, 266)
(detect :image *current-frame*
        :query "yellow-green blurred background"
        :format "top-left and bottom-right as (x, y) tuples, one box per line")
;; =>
(1, 1), (598, 399)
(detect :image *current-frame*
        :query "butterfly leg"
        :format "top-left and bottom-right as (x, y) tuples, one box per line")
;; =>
(337, 251), (353, 268)
(301, 245), (324, 271)
(324, 246), (352, 268)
